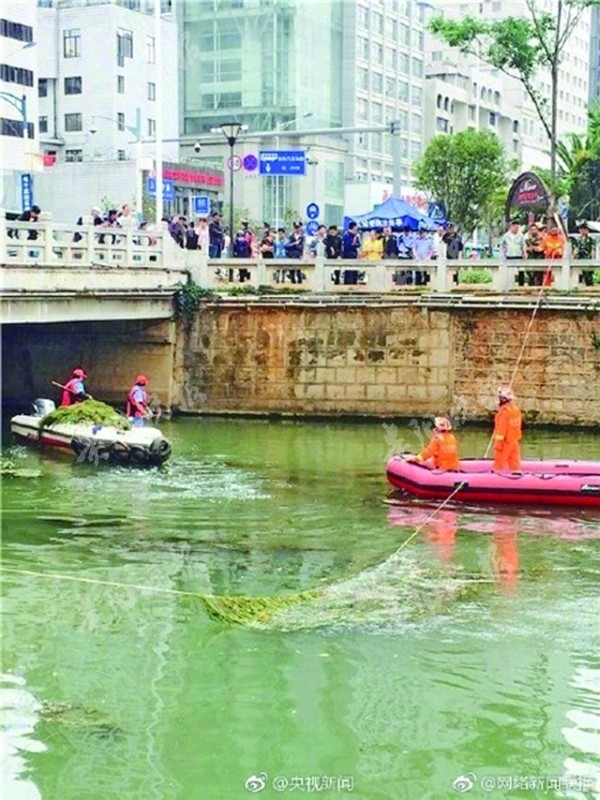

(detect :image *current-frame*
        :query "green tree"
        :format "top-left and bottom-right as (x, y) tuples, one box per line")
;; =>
(429, 0), (599, 204)
(414, 129), (508, 235)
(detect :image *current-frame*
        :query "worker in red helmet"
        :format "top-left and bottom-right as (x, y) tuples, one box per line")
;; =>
(408, 416), (461, 470)
(126, 374), (151, 426)
(493, 385), (522, 471)
(61, 367), (91, 406)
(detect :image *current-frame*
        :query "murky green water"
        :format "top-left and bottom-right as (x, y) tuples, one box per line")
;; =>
(2, 419), (600, 800)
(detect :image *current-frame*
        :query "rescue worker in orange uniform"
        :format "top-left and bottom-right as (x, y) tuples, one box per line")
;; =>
(409, 416), (460, 470)
(493, 386), (522, 471)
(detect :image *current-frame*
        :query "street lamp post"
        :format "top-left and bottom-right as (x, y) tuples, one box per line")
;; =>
(211, 122), (247, 253)
(0, 92), (27, 138)
(90, 107), (143, 219)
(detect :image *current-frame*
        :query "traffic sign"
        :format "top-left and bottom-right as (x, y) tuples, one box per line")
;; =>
(193, 195), (210, 215)
(227, 155), (242, 171)
(306, 202), (320, 220)
(147, 177), (175, 201)
(259, 150), (306, 176)
(243, 153), (258, 172)
(306, 220), (319, 236)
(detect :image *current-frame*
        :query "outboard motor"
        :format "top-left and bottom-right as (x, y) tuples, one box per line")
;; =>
(32, 398), (56, 417)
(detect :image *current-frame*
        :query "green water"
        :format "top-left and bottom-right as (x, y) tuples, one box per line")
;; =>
(2, 419), (600, 800)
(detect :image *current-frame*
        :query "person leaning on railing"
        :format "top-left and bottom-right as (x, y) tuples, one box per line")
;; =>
(573, 221), (595, 287)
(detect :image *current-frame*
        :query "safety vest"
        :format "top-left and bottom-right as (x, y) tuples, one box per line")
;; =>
(126, 385), (148, 418)
(61, 377), (83, 406)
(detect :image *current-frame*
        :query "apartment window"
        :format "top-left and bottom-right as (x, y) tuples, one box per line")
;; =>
(386, 46), (397, 70)
(372, 72), (383, 94)
(0, 19), (34, 42)
(436, 117), (449, 132)
(1, 117), (34, 137)
(117, 112), (125, 131)
(64, 112), (82, 131)
(398, 81), (408, 102)
(512, 119), (519, 133)
(357, 5), (369, 28)
(64, 76), (82, 94)
(489, 111), (497, 125)
(357, 97), (369, 120)
(147, 35), (155, 63)
(358, 37), (369, 60)
(357, 67), (369, 90)
(373, 42), (383, 65)
(410, 141), (421, 160)
(65, 149), (83, 162)
(411, 115), (422, 133)
(372, 102), (383, 123)
(147, 118), (155, 137)
(38, 78), (48, 97)
(468, 105), (475, 120)
(118, 28), (133, 57)
(372, 133), (383, 152)
(148, 81), (155, 100)
(372, 11), (383, 35)
(1, 64), (33, 88)
(39, 115), (48, 133)
(413, 87), (422, 106)
(398, 52), (409, 74)
(117, 75), (125, 93)
(411, 57), (423, 77)
(386, 77), (395, 96)
(63, 28), (81, 58)
(118, 149), (126, 160)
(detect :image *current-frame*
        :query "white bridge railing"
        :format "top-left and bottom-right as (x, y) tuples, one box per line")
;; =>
(1, 212), (598, 294)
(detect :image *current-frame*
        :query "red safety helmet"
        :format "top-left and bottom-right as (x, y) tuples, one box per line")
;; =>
(135, 374), (148, 385)
(73, 368), (87, 378)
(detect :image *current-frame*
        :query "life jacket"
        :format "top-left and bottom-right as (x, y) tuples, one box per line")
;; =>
(418, 431), (460, 470)
(61, 377), (83, 406)
(126, 385), (148, 418)
(494, 402), (522, 444)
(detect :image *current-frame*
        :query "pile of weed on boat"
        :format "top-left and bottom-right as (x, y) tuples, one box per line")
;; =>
(41, 400), (131, 430)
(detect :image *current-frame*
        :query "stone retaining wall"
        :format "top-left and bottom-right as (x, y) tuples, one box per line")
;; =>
(175, 302), (600, 426)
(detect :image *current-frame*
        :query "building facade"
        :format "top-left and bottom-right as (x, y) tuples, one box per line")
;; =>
(34, 0), (180, 218)
(178, 0), (427, 226)
(1, 0), (40, 212)
(429, 0), (591, 172)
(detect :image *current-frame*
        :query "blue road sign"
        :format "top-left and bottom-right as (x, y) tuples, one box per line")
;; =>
(306, 220), (319, 236)
(306, 202), (320, 220)
(21, 173), (33, 212)
(193, 195), (210, 215)
(259, 150), (306, 176)
(146, 176), (175, 201)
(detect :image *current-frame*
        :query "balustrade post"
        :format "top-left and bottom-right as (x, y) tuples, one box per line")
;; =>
(256, 256), (267, 287)
(434, 244), (448, 292)
(86, 222), (95, 264)
(0, 209), (6, 263)
(496, 252), (509, 292)
(559, 241), (572, 291)
(40, 212), (53, 263)
(125, 229), (134, 266)
(313, 256), (326, 291)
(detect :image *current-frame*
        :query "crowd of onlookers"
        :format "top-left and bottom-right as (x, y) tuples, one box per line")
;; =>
(500, 218), (597, 286)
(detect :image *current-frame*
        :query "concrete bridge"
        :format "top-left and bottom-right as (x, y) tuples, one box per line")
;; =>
(2, 212), (600, 420)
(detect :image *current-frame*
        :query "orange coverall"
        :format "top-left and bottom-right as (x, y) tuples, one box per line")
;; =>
(417, 432), (460, 470)
(493, 402), (522, 471)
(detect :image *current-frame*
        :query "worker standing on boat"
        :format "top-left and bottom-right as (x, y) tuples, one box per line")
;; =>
(409, 417), (460, 470)
(493, 386), (522, 471)
(60, 368), (90, 406)
(126, 375), (151, 426)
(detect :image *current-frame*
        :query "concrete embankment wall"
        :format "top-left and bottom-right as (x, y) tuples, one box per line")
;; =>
(175, 302), (600, 427)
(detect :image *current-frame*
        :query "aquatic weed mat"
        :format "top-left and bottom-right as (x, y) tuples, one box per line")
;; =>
(200, 554), (484, 631)
(40, 399), (131, 430)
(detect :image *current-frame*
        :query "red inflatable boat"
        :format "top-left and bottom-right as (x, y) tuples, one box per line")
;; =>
(386, 457), (600, 509)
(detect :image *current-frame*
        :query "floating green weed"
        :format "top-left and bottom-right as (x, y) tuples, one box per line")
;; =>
(40, 399), (130, 430)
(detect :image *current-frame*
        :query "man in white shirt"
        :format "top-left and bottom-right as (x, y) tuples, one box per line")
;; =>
(501, 220), (527, 259)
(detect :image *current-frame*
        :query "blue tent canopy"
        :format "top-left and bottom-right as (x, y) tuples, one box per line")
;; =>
(347, 197), (442, 231)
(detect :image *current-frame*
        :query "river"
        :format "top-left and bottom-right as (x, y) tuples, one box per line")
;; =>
(2, 419), (599, 800)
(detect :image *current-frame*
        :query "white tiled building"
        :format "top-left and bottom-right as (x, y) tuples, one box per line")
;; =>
(0, 0), (40, 211)
(427, 0), (591, 172)
(36, 0), (178, 166)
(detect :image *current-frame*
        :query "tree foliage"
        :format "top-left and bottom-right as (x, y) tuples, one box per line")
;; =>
(414, 129), (508, 235)
(429, 0), (598, 194)
(556, 104), (600, 224)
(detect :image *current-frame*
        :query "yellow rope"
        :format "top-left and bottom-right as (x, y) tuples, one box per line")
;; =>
(392, 481), (467, 555)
